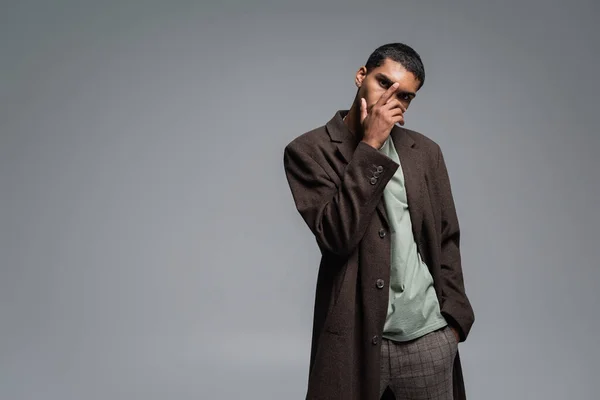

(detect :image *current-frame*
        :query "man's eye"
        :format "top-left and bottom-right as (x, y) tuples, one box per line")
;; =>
(379, 79), (390, 88)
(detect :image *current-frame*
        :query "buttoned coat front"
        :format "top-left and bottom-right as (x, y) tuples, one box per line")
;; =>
(283, 110), (475, 400)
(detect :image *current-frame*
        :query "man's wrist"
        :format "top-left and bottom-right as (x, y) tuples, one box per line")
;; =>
(361, 138), (381, 149)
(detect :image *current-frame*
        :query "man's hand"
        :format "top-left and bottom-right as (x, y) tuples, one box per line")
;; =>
(450, 326), (460, 343)
(360, 82), (407, 149)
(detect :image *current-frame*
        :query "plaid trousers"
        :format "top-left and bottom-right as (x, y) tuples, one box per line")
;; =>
(379, 325), (458, 400)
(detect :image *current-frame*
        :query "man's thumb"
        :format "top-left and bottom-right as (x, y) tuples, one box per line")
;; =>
(360, 98), (368, 123)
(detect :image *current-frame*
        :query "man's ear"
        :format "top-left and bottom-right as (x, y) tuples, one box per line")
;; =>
(355, 66), (367, 87)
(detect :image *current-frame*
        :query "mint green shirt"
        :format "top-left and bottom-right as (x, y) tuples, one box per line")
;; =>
(378, 135), (448, 342)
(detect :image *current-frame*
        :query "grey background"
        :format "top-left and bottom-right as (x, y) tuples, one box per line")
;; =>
(1, 0), (598, 399)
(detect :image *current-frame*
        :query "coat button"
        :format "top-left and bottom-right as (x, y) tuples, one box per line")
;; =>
(372, 335), (379, 345)
(370, 177), (377, 185)
(378, 228), (386, 238)
(376, 165), (383, 173)
(376, 279), (385, 289)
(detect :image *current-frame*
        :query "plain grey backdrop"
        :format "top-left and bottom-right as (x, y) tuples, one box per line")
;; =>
(1, 0), (598, 399)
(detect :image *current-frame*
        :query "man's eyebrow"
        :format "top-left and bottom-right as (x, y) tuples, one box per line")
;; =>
(375, 73), (417, 98)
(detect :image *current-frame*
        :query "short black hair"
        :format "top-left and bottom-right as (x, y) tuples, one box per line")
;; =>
(365, 43), (425, 89)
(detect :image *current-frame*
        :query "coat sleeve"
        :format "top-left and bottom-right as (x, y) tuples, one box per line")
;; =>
(436, 147), (475, 342)
(283, 140), (399, 258)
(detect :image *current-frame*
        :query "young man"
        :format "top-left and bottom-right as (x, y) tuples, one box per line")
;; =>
(283, 43), (475, 400)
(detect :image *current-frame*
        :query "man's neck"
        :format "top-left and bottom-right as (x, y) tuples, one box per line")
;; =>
(342, 105), (364, 141)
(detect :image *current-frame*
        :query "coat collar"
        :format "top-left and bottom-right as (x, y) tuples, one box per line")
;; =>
(325, 109), (416, 159)
(325, 110), (424, 240)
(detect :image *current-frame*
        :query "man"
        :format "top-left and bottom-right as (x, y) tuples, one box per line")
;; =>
(283, 43), (475, 400)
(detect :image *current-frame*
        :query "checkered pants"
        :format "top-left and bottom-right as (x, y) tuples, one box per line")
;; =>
(379, 325), (458, 400)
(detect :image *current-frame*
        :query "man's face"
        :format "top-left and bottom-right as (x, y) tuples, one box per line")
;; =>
(355, 57), (421, 114)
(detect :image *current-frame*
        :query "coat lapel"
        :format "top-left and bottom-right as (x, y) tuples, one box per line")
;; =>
(386, 125), (425, 241)
(326, 111), (425, 241)
(324, 110), (360, 165)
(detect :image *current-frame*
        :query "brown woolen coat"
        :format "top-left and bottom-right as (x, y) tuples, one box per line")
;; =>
(283, 110), (475, 399)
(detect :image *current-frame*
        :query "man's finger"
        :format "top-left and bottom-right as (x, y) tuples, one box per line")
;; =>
(360, 98), (368, 123)
(384, 98), (407, 113)
(376, 82), (400, 106)
(390, 107), (405, 118)
(392, 113), (405, 126)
